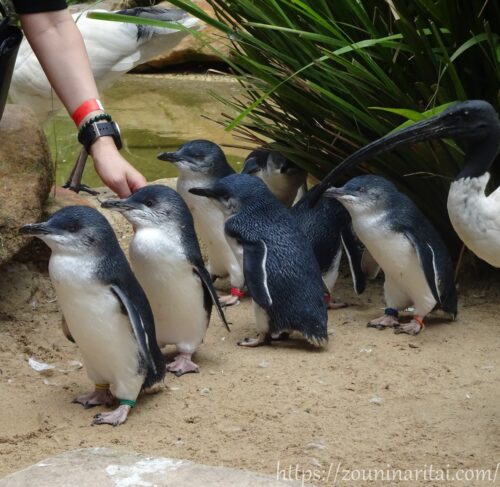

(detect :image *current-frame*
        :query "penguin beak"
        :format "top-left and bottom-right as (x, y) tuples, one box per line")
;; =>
(308, 106), (468, 207)
(19, 222), (51, 236)
(157, 151), (181, 163)
(324, 187), (350, 200)
(101, 199), (137, 212)
(188, 187), (218, 199)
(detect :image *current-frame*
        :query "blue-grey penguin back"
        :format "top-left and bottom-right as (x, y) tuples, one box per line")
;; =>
(292, 188), (366, 295)
(221, 175), (328, 342)
(55, 206), (167, 387)
(347, 175), (457, 316)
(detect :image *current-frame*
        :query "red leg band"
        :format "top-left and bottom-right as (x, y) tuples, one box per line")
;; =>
(413, 315), (425, 329)
(230, 287), (246, 298)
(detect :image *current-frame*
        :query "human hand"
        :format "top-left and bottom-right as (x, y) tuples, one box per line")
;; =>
(90, 136), (146, 197)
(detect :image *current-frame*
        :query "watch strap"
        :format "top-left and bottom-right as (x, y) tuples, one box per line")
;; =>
(78, 120), (122, 152)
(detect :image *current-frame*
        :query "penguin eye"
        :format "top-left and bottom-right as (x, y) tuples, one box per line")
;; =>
(145, 200), (154, 207)
(358, 186), (367, 193)
(67, 223), (79, 233)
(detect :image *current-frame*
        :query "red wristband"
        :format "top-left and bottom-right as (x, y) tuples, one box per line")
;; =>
(72, 99), (104, 127)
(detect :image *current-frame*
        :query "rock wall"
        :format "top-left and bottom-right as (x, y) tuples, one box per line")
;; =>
(0, 105), (53, 266)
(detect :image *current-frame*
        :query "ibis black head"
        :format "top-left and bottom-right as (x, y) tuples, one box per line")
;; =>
(157, 139), (234, 179)
(102, 184), (189, 229)
(19, 206), (116, 254)
(310, 100), (500, 205)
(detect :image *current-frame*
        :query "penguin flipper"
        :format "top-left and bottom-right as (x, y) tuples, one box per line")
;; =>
(110, 284), (156, 375)
(243, 239), (273, 308)
(61, 316), (75, 343)
(193, 265), (231, 332)
(341, 225), (366, 295)
(402, 232), (441, 305)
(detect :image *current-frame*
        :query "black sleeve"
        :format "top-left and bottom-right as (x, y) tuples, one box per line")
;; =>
(12, 0), (67, 14)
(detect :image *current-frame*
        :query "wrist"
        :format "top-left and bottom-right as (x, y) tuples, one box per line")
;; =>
(89, 135), (118, 157)
(71, 99), (104, 127)
(79, 119), (122, 154)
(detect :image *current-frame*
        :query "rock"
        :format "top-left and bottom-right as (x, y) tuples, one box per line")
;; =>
(135, 1), (231, 70)
(0, 448), (308, 486)
(0, 105), (53, 266)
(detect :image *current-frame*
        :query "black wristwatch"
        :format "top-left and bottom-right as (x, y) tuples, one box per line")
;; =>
(78, 120), (122, 152)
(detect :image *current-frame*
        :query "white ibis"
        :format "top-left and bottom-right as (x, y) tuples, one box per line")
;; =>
(310, 100), (500, 268)
(11, 6), (200, 120)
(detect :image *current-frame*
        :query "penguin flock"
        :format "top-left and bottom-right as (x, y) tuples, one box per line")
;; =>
(19, 99), (500, 425)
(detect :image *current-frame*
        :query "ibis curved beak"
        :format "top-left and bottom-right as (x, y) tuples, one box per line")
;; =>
(188, 187), (218, 199)
(308, 107), (465, 206)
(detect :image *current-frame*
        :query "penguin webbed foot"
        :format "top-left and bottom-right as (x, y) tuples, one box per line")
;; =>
(166, 353), (199, 376)
(92, 404), (131, 427)
(394, 318), (424, 336)
(218, 294), (240, 307)
(368, 314), (400, 330)
(72, 389), (114, 409)
(324, 293), (348, 310)
(238, 333), (271, 347)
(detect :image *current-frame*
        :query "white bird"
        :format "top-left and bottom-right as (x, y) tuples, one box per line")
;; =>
(310, 100), (500, 268)
(10, 6), (201, 121)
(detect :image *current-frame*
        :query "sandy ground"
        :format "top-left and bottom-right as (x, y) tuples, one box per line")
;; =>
(1, 231), (500, 485)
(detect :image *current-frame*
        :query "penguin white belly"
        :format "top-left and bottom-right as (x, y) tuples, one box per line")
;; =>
(178, 177), (244, 285)
(353, 217), (436, 313)
(130, 228), (207, 352)
(448, 175), (500, 267)
(49, 254), (144, 397)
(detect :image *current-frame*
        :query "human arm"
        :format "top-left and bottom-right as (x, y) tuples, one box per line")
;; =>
(15, 5), (146, 196)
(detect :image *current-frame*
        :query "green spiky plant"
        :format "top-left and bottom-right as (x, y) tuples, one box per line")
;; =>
(91, 1), (500, 253)
(172, 0), (500, 253)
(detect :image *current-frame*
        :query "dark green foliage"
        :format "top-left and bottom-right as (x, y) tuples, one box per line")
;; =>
(163, 0), (500, 251)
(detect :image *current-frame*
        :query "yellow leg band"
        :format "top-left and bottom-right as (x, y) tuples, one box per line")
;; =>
(95, 383), (110, 391)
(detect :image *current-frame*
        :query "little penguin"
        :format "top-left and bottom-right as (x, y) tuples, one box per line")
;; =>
(325, 175), (457, 335)
(102, 185), (230, 376)
(190, 174), (328, 348)
(242, 153), (366, 308)
(158, 140), (245, 307)
(292, 188), (366, 308)
(20, 206), (165, 426)
(242, 148), (307, 207)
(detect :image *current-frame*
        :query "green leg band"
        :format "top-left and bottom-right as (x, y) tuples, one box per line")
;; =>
(119, 399), (136, 408)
